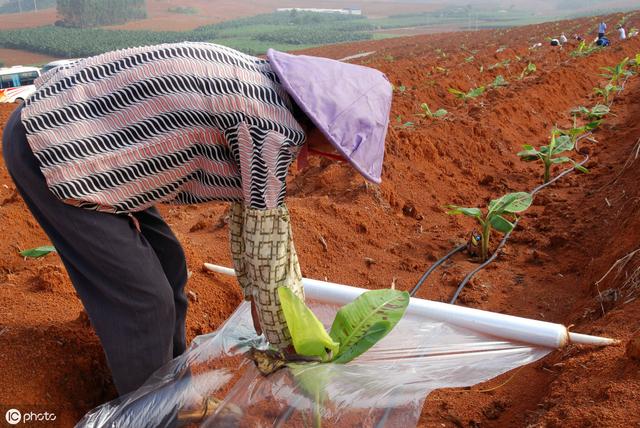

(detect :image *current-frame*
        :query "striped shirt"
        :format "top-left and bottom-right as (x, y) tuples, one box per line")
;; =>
(21, 42), (307, 214)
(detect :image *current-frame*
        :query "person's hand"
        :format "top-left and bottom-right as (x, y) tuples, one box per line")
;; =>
(249, 297), (262, 335)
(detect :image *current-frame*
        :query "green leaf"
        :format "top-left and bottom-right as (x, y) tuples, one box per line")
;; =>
(278, 287), (339, 361)
(574, 163), (589, 173)
(552, 135), (575, 154)
(467, 86), (485, 98)
(489, 214), (514, 233)
(448, 88), (465, 97)
(446, 206), (482, 218)
(489, 192), (532, 214)
(517, 149), (540, 158)
(433, 108), (448, 117)
(550, 156), (572, 164)
(288, 362), (332, 402)
(19, 246), (57, 258)
(329, 289), (409, 364)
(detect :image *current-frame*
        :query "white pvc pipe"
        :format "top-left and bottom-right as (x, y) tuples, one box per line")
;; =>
(204, 263), (618, 349)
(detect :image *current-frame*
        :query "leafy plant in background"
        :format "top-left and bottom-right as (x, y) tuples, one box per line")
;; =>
(447, 192), (533, 262)
(278, 287), (409, 427)
(415, 102), (447, 119)
(600, 57), (632, 84)
(593, 83), (621, 104)
(517, 128), (588, 184)
(392, 84), (406, 93)
(488, 59), (510, 70)
(464, 55), (475, 63)
(490, 75), (508, 88)
(571, 40), (601, 57)
(571, 104), (610, 120)
(448, 86), (485, 101)
(519, 62), (536, 80)
(631, 53), (640, 71)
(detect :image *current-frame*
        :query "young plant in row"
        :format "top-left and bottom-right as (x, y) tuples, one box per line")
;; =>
(560, 116), (601, 144)
(447, 192), (533, 262)
(600, 57), (632, 84)
(490, 75), (509, 88)
(415, 102), (447, 119)
(517, 128), (588, 184)
(593, 82), (621, 104)
(570, 40), (601, 57)
(571, 104), (610, 120)
(448, 86), (485, 101)
(519, 62), (536, 80)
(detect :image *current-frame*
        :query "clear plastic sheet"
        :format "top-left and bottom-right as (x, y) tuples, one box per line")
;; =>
(76, 300), (551, 428)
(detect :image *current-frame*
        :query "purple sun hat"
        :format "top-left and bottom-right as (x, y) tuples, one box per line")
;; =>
(267, 49), (393, 184)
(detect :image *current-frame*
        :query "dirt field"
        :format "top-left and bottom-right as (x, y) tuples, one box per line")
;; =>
(0, 0), (444, 31)
(0, 47), (56, 67)
(1, 11), (640, 427)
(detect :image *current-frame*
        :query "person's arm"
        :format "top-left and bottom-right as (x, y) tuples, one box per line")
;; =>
(228, 121), (306, 350)
(229, 202), (304, 349)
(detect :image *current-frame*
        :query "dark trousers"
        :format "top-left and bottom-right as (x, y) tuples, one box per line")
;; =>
(598, 32), (605, 38)
(2, 105), (188, 395)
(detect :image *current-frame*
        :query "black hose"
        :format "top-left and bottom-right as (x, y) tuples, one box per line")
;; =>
(409, 244), (466, 297)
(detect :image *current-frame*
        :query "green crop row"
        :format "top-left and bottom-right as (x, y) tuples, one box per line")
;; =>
(0, 11), (372, 58)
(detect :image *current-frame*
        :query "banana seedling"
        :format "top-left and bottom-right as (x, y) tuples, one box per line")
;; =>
(593, 83), (621, 104)
(571, 104), (610, 120)
(600, 57), (632, 84)
(490, 75), (509, 88)
(448, 86), (485, 101)
(278, 287), (410, 428)
(560, 116), (600, 144)
(415, 102), (447, 119)
(447, 192), (533, 262)
(518, 128), (588, 184)
(519, 62), (537, 80)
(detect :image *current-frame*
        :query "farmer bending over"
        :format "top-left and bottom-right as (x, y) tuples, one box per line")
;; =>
(2, 42), (392, 395)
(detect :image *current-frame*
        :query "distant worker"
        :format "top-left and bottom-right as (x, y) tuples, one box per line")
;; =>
(2, 42), (392, 396)
(550, 38), (561, 47)
(598, 21), (607, 38)
(559, 33), (568, 44)
(596, 36), (610, 47)
(618, 25), (626, 40)
(574, 33), (584, 42)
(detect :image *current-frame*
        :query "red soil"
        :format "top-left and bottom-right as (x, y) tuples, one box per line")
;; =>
(0, 48), (57, 67)
(2, 11), (640, 427)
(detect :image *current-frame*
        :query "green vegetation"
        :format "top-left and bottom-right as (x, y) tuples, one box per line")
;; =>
(518, 129), (588, 184)
(490, 75), (508, 88)
(447, 192), (533, 262)
(448, 86), (485, 101)
(600, 57), (633, 85)
(519, 62), (537, 80)
(593, 83), (621, 104)
(279, 286), (409, 363)
(56, 0), (147, 28)
(571, 104), (610, 119)
(276, 287), (408, 428)
(0, 11), (372, 57)
(19, 245), (57, 258)
(167, 6), (198, 15)
(415, 102), (447, 119)
(488, 59), (510, 70)
(570, 40), (601, 57)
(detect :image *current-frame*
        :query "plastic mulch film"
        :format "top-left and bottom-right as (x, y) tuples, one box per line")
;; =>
(76, 300), (551, 428)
